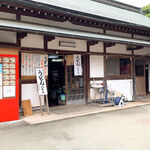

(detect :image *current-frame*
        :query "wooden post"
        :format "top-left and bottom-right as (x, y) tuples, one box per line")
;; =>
(86, 42), (90, 103)
(45, 95), (50, 115)
(86, 41), (99, 103)
(39, 96), (43, 116)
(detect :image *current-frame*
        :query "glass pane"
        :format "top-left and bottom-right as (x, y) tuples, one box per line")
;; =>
(80, 95), (84, 100)
(72, 89), (75, 94)
(135, 65), (144, 76)
(120, 59), (130, 75)
(67, 96), (71, 101)
(106, 58), (119, 75)
(80, 78), (83, 87)
(72, 95), (75, 100)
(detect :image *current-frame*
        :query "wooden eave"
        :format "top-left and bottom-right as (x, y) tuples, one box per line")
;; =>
(0, 1), (150, 37)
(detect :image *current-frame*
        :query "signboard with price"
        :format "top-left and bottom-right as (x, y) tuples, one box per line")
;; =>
(36, 69), (48, 96)
(74, 54), (82, 76)
(36, 68), (49, 115)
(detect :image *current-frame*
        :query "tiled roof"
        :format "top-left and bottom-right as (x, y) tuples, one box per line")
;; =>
(28, 0), (150, 28)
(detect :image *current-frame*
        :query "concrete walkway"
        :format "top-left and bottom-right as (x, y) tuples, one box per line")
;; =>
(23, 99), (150, 125)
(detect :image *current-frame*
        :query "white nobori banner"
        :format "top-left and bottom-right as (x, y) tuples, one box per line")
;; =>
(74, 54), (82, 76)
(36, 68), (48, 95)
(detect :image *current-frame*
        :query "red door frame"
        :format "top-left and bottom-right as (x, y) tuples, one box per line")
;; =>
(0, 54), (19, 123)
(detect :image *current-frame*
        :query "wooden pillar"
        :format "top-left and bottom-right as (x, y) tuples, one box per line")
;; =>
(86, 42), (90, 103)
(103, 42), (116, 86)
(103, 42), (107, 87)
(86, 41), (98, 103)
(17, 32), (27, 107)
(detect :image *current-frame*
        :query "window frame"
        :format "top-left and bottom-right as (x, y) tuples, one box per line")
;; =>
(106, 56), (132, 77)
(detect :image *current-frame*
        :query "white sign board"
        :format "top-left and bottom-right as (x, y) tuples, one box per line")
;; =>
(36, 69), (48, 96)
(74, 54), (82, 76)
(3, 86), (16, 97)
(22, 84), (44, 107)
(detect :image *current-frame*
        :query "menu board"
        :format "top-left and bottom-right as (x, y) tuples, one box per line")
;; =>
(0, 57), (16, 99)
(21, 53), (48, 76)
(66, 55), (74, 66)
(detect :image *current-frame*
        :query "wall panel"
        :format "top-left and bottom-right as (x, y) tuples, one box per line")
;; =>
(90, 55), (104, 78)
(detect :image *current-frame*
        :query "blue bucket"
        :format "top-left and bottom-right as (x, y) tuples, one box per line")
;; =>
(60, 94), (65, 101)
(114, 97), (121, 105)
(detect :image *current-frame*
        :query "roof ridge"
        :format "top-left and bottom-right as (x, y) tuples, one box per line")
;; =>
(92, 0), (141, 13)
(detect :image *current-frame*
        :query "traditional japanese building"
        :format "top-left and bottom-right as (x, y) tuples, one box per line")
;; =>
(0, 0), (150, 122)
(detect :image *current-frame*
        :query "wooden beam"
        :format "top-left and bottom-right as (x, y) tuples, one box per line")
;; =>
(104, 42), (116, 48)
(17, 32), (27, 40)
(20, 47), (45, 53)
(44, 35), (55, 51)
(87, 41), (99, 47)
(0, 42), (18, 47)
(19, 52), (22, 107)
(16, 14), (21, 21)
(127, 45), (143, 50)
(44, 35), (55, 42)
(17, 32), (27, 47)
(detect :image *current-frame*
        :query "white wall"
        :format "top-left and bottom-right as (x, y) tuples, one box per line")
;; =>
(90, 42), (103, 53)
(0, 12), (16, 20)
(106, 44), (132, 54)
(90, 55), (104, 78)
(48, 37), (87, 51)
(21, 16), (103, 34)
(90, 79), (133, 101)
(107, 79), (133, 101)
(134, 35), (150, 41)
(106, 30), (131, 38)
(21, 34), (44, 48)
(0, 31), (16, 43)
(134, 47), (150, 55)
(21, 84), (44, 107)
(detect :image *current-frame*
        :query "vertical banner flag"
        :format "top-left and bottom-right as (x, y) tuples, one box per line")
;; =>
(74, 54), (82, 76)
(36, 68), (48, 96)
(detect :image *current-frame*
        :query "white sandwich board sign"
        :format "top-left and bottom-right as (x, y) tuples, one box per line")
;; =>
(36, 68), (48, 95)
(36, 68), (49, 115)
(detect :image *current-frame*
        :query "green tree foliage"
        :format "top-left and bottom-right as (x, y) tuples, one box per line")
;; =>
(142, 4), (150, 18)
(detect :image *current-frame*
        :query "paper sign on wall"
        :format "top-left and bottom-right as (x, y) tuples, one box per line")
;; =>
(74, 54), (82, 76)
(40, 55), (48, 75)
(21, 53), (48, 76)
(36, 69), (48, 96)
(0, 86), (2, 99)
(3, 86), (16, 97)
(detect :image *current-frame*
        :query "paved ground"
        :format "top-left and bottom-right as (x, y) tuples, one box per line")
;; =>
(23, 100), (150, 125)
(0, 105), (150, 150)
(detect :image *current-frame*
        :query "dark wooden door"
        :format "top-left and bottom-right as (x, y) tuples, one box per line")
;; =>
(66, 56), (85, 105)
